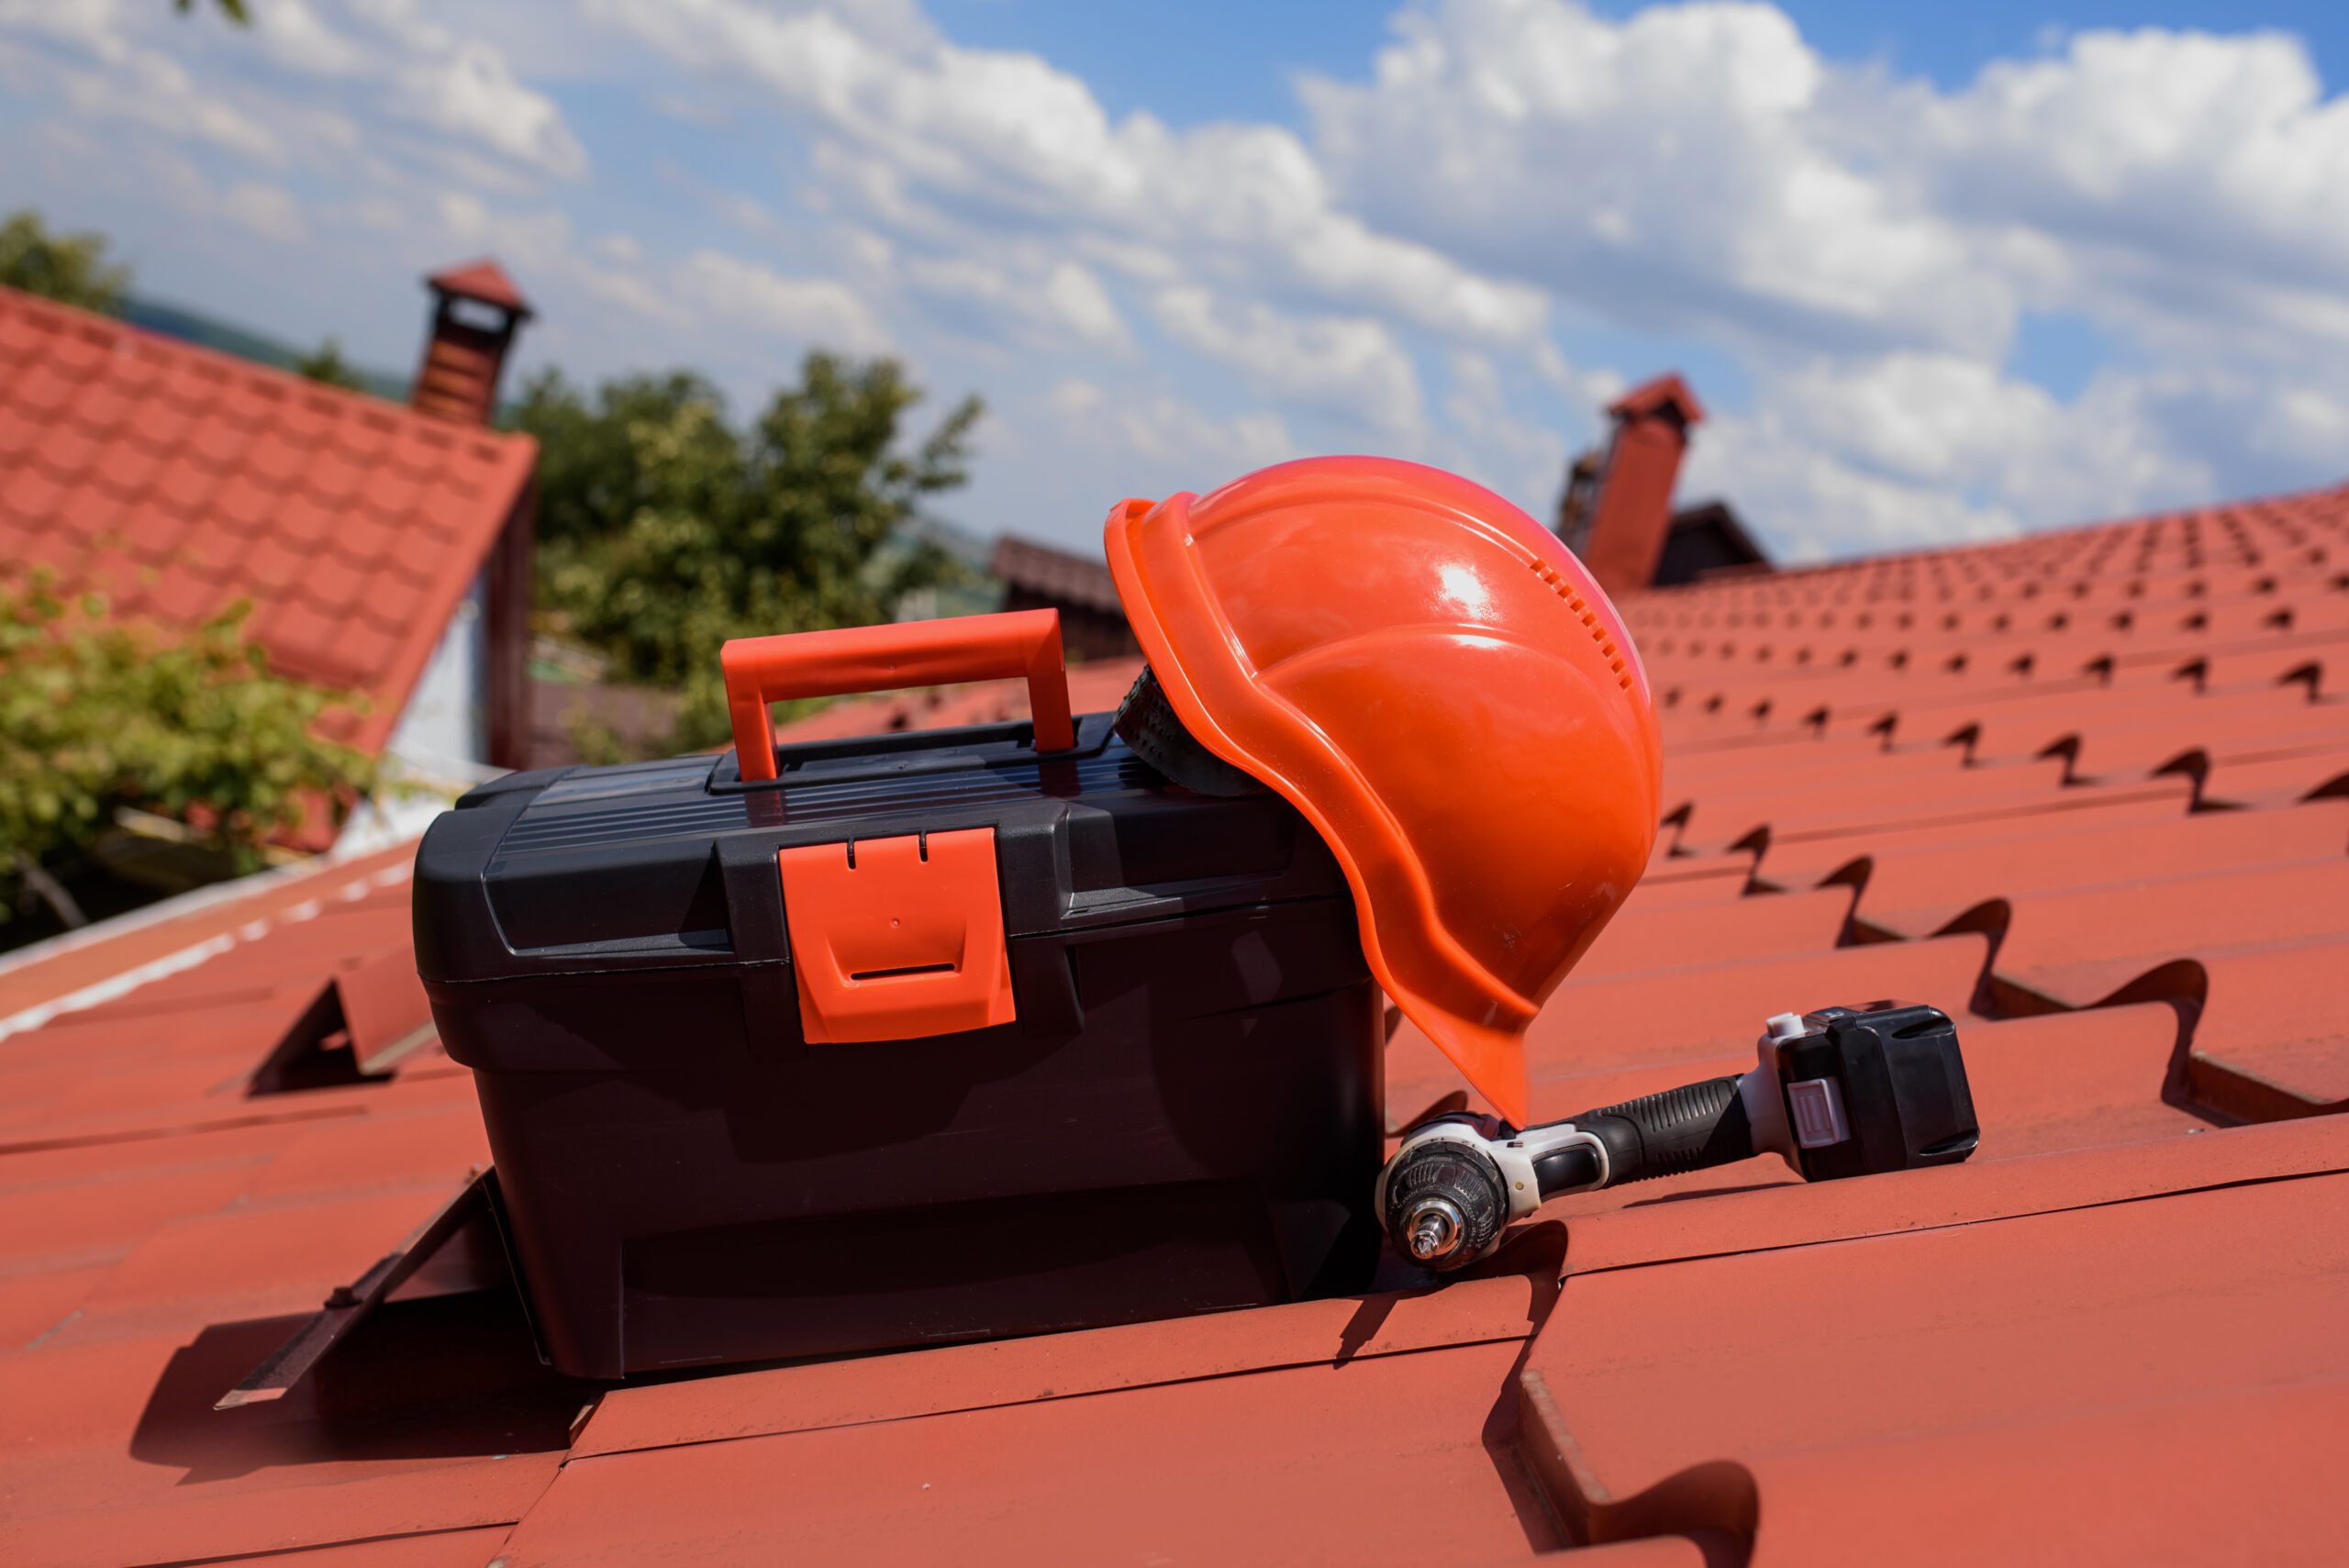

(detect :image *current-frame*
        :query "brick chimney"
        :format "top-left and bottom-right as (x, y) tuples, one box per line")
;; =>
(1577, 373), (1705, 599)
(411, 259), (532, 427)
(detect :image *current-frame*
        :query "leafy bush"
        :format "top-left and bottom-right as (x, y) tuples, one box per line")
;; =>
(0, 209), (131, 316)
(518, 351), (981, 750)
(295, 337), (365, 391)
(0, 578), (378, 921)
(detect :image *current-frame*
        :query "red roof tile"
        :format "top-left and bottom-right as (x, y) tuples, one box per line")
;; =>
(1524, 1162), (2349, 1563)
(1, 481), (2346, 1563)
(0, 285), (535, 751)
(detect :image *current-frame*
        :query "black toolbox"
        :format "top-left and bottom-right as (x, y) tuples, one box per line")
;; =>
(413, 612), (1385, 1378)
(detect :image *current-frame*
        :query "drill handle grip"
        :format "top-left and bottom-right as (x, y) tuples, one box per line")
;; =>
(1545, 1074), (1755, 1193)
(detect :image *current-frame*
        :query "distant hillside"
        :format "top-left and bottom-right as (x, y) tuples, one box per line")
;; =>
(900, 512), (997, 573)
(122, 295), (409, 402)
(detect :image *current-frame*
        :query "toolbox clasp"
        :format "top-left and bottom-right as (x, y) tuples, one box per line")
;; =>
(778, 828), (1018, 1043)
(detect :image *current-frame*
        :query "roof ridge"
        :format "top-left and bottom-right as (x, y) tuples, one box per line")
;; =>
(0, 280), (531, 455)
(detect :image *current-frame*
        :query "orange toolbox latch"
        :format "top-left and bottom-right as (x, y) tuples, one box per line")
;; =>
(777, 828), (1018, 1044)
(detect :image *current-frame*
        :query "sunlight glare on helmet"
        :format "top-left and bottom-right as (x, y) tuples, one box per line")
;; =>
(1436, 562), (1494, 621)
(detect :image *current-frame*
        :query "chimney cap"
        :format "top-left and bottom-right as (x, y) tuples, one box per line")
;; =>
(1608, 373), (1705, 428)
(426, 258), (533, 321)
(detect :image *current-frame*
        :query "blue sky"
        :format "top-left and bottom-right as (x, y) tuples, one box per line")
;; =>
(935, 1), (2349, 119)
(4, 0), (2346, 562)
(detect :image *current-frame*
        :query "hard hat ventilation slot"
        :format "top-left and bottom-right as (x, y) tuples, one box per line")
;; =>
(1528, 558), (1636, 693)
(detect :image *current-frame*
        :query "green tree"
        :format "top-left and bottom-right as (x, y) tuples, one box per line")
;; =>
(516, 368), (732, 550)
(521, 353), (982, 748)
(0, 210), (131, 315)
(172, 0), (250, 22)
(295, 337), (365, 391)
(0, 578), (377, 925)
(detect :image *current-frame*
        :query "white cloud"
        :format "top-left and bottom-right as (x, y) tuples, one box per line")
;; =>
(1686, 419), (2024, 562)
(251, 0), (369, 76)
(1435, 350), (1575, 512)
(1687, 353), (2214, 558)
(397, 39), (586, 180)
(1150, 286), (1425, 434)
(588, 0), (1545, 346)
(221, 180), (308, 242)
(1109, 395), (1295, 473)
(4, 0), (2345, 562)
(904, 253), (1130, 349)
(1046, 377), (1108, 420)
(1300, 0), (2005, 355)
(51, 46), (284, 164)
(1040, 262), (1125, 347)
(677, 250), (894, 355)
(435, 191), (683, 326)
(0, 0), (588, 185)
(1902, 28), (2349, 365)
(0, 0), (133, 61)
(2273, 387), (2349, 462)
(1286, 1), (2349, 552)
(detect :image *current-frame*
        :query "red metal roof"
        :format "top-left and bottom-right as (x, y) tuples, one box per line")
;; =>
(4, 483), (2348, 1563)
(0, 285), (537, 751)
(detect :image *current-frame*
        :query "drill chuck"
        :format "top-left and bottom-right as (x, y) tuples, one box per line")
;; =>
(1405, 1197), (1465, 1262)
(1376, 1131), (1511, 1272)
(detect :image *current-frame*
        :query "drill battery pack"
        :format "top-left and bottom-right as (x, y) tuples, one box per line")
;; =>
(411, 612), (1385, 1378)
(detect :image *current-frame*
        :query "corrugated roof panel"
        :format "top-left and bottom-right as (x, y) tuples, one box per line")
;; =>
(0, 484), (2343, 1562)
(1524, 1168), (2349, 1563)
(503, 1339), (1557, 1568)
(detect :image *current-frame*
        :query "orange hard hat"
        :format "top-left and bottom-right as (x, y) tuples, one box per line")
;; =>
(1104, 456), (1663, 1127)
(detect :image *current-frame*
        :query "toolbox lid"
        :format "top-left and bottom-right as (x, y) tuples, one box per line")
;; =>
(411, 711), (1350, 988)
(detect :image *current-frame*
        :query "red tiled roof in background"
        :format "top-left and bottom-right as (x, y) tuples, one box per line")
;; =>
(0, 285), (537, 751)
(989, 533), (1122, 615)
(3, 484), (2349, 1564)
(990, 534), (1141, 660)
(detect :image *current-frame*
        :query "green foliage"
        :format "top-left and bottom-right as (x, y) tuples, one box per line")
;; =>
(172, 0), (250, 22)
(520, 352), (983, 749)
(0, 210), (131, 316)
(518, 369), (731, 550)
(295, 337), (364, 391)
(0, 577), (377, 919)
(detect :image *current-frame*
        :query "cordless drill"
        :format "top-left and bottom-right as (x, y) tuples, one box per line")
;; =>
(1377, 1002), (1981, 1270)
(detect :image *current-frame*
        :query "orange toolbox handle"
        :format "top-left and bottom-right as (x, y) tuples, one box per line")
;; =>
(722, 609), (1077, 783)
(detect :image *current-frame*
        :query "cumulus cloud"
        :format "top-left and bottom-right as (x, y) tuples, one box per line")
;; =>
(1030, 380), (1295, 476)
(1302, 0), (2006, 355)
(903, 254), (1130, 350)
(677, 250), (894, 356)
(1293, 2), (2349, 552)
(1685, 354), (2218, 560)
(396, 39), (586, 179)
(250, 0), (369, 76)
(587, 0), (1546, 347)
(2, 0), (587, 184)
(1149, 287), (1424, 434)
(2, 0), (2343, 560)
(220, 180), (309, 242)
(48, 45), (285, 164)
